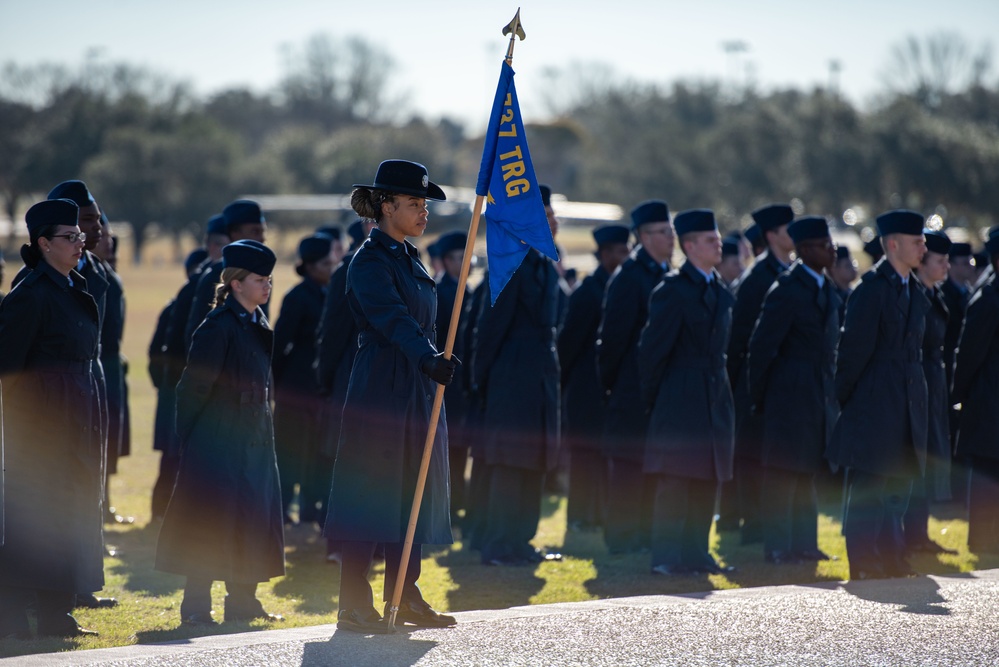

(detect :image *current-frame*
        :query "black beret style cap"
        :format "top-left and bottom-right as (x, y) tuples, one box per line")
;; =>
(744, 223), (762, 246)
(47, 180), (95, 208)
(787, 216), (830, 244)
(298, 234), (333, 264)
(923, 230), (952, 255)
(354, 159), (446, 202)
(630, 199), (670, 230)
(435, 231), (467, 256)
(592, 224), (631, 247)
(223, 239), (276, 276)
(986, 236), (999, 255)
(875, 209), (924, 236)
(539, 184), (552, 207)
(185, 248), (209, 273)
(206, 213), (228, 236)
(864, 235), (884, 261)
(722, 239), (740, 257)
(948, 242), (972, 258)
(673, 208), (717, 236)
(836, 245), (852, 261)
(751, 203), (794, 232)
(348, 219), (367, 245)
(26, 198), (79, 234)
(316, 225), (342, 241)
(223, 199), (265, 232)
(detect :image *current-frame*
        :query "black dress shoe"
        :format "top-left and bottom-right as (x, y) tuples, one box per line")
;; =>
(337, 608), (389, 634)
(37, 615), (98, 637)
(75, 593), (119, 609)
(794, 549), (833, 562)
(224, 600), (284, 623)
(764, 550), (801, 565)
(483, 555), (527, 566)
(181, 612), (219, 627)
(849, 566), (884, 581)
(694, 560), (737, 574)
(651, 564), (691, 576)
(520, 547), (563, 563)
(391, 601), (457, 628)
(908, 541), (958, 555)
(885, 562), (919, 578)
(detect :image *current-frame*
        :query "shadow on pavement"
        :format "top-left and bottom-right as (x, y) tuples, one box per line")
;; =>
(301, 631), (436, 667)
(842, 575), (950, 615)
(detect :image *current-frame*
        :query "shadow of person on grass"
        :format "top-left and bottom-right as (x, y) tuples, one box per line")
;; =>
(106, 520), (183, 597)
(270, 559), (340, 616)
(435, 542), (545, 613)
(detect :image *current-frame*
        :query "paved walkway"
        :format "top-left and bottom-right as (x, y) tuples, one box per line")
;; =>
(4, 569), (998, 666)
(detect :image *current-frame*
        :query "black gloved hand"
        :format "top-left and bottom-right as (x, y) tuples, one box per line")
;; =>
(421, 352), (461, 386)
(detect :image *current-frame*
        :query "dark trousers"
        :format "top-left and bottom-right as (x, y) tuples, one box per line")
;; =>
(181, 578), (259, 617)
(464, 457), (492, 551)
(567, 447), (606, 528)
(0, 586), (76, 635)
(338, 541), (422, 614)
(448, 446), (469, 523)
(736, 455), (764, 543)
(761, 467), (819, 555)
(843, 470), (913, 577)
(902, 474), (932, 547)
(968, 456), (999, 553)
(651, 475), (717, 569)
(151, 452), (181, 520)
(481, 465), (544, 563)
(604, 457), (652, 554)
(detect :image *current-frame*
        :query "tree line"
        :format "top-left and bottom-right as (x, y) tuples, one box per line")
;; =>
(1, 32), (996, 262)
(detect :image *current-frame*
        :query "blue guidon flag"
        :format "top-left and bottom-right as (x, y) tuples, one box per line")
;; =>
(475, 60), (559, 304)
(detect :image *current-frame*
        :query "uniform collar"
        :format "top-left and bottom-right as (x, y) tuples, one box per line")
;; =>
(635, 245), (667, 274)
(680, 260), (713, 285)
(369, 227), (418, 259)
(798, 261), (825, 288)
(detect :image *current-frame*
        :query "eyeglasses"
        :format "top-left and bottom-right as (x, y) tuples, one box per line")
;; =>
(51, 232), (87, 243)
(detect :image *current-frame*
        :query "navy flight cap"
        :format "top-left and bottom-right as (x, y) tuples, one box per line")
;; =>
(592, 224), (630, 247)
(751, 204), (794, 232)
(223, 239), (276, 276)
(47, 180), (96, 208)
(26, 199), (79, 234)
(673, 209), (717, 236)
(787, 216), (830, 244)
(630, 200), (670, 231)
(875, 209), (924, 236)
(923, 230), (952, 255)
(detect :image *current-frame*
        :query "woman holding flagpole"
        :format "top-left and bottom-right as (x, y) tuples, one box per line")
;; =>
(324, 159), (459, 634)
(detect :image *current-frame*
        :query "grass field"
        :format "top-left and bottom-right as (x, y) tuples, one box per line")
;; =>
(1, 230), (994, 659)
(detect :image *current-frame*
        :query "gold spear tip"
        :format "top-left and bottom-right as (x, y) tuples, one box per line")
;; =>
(502, 8), (526, 40)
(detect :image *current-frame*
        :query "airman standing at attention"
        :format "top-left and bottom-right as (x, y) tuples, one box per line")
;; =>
(596, 200), (673, 555)
(749, 216), (840, 565)
(827, 210), (929, 580)
(727, 203), (795, 545)
(639, 209), (735, 576)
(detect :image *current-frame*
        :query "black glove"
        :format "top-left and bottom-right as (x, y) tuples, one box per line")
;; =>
(421, 353), (461, 385)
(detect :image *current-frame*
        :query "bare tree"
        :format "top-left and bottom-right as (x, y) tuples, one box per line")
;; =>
(882, 31), (993, 105)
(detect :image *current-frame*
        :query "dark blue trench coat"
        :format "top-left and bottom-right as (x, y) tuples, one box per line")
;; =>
(0, 260), (104, 593)
(156, 297), (285, 583)
(324, 228), (452, 546)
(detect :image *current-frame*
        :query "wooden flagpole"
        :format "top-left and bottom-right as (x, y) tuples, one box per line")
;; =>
(385, 8), (525, 633)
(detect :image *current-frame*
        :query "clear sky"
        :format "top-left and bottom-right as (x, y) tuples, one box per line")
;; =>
(1, 0), (996, 131)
